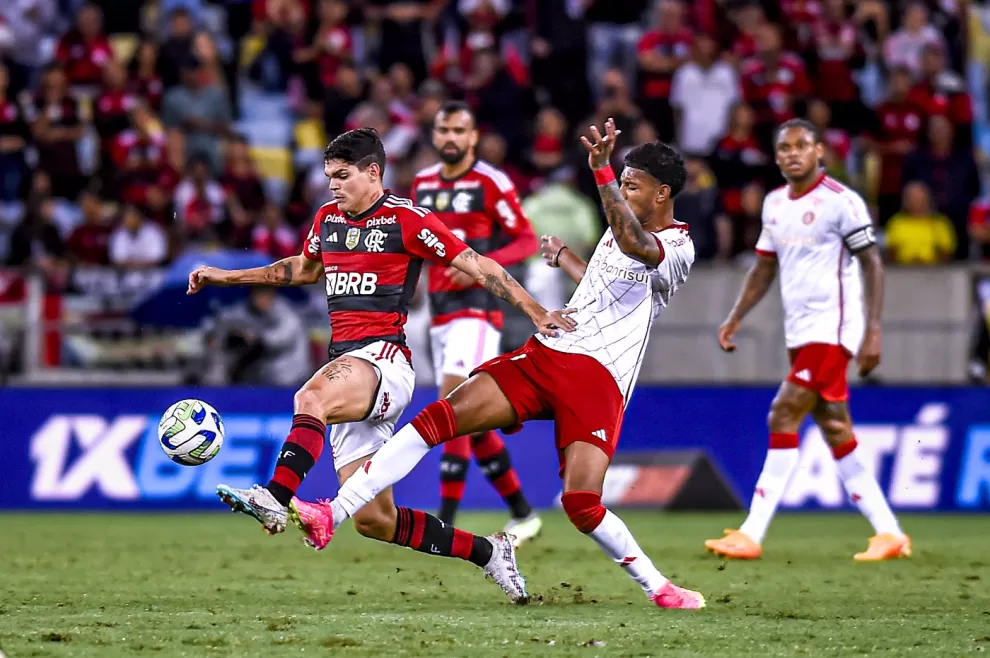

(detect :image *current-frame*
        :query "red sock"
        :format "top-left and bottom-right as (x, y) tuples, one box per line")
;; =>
(561, 490), (607, 533)
(267, 414), (326, 506)
(411, 399), (459, 447)
(831, 437), (858, 460)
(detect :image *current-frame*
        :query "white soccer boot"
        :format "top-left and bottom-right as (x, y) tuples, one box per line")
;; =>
(483, 532), (529, 604)
(217, 483), (287, 535)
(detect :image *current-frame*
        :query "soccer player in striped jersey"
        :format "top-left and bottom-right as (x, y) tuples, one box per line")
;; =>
(287, 120), (709, 611)
(705, 119), (911, 561)
(412, 101), (542, 544)
(187, 128), (574, 602)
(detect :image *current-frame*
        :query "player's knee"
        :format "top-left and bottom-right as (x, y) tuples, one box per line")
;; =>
(768, 395), (802, 429)
(561, 490), (606, 534)
(819, 417), (852, 447)
(352, 506), (396, 542)
(293, 385), (326, 419)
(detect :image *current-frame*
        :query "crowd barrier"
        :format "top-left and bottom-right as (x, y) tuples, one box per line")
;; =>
(1, 386), (988, 512)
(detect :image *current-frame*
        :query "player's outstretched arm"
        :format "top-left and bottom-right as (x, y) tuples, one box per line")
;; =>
(541, 234), (587, 284)
(719, 254), (778, 351)
(449, 248), (577, 336)
(855, 245), (884, 376)
(187, 255), (322, 294)
(581, 119), (662, 268)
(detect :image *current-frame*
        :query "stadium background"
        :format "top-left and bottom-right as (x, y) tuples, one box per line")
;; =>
(1, 0), (989, 515)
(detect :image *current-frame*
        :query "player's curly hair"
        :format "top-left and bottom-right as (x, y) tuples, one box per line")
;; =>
(774, 119), (822, 146)
(623, 141), (686, 198)
(324, 127), (387, 174)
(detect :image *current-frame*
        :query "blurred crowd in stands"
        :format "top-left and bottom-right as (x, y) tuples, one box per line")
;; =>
(2, 0), (990, 278)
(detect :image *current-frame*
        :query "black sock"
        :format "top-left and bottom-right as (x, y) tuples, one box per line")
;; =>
(392, 506), (493, 568)
(438, 453), (469, 524)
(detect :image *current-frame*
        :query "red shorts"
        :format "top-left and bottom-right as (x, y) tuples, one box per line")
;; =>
(473, 337), (625, 477)
(787, 343), (853, 402)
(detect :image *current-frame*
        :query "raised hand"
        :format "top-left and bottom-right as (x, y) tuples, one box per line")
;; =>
(579, 117), (622, 171)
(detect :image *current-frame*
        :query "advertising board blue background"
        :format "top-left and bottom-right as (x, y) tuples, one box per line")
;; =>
(2, 386), (989, 511)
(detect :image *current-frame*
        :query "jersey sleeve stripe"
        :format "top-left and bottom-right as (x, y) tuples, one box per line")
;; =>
(475, 161), (514, 192)
(755, 248), (777, 259)
(653, 235), (666, 264)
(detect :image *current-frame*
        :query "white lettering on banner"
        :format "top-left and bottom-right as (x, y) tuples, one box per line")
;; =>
(781, 403), (949, 509)
(30, 415), (145, 501)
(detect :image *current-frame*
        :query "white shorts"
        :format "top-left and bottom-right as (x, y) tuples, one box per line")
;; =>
(429, 317), (502, 384)
(329, 341), (415, 471)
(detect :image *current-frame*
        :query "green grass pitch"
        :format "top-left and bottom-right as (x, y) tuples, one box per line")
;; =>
(1, 512), (988, 657)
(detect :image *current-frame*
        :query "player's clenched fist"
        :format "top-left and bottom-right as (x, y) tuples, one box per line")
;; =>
(187, 266), (223, 295)
(540, 235), (566, 267)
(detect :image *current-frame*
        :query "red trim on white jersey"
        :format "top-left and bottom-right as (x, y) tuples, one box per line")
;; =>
(788, 172), (827, 200)
(755, 249), (777, 259)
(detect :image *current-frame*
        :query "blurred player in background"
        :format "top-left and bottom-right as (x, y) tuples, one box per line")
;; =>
(706, 120), (911, 561)
(291, 120), (708, 610)
(412, 101), (542, 544)
(187, 128), (574, 600)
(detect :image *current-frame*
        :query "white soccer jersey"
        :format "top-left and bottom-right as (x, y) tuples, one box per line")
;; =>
(755, 175), (875, 354)
(537, 223), (694, 402)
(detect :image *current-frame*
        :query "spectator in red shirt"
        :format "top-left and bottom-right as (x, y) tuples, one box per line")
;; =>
(636, 0), (694, 142)
(222, 136), (267, 236)
(902, 116), (980, 260)
(66, 188), (113, 265)
(807, 99), (851, 183)
(968, 200), (990, 261)
(811, 0), (866, 131)
(740, 23), (811, 147)
(908, 43), (973, 146)
(709, 102), (770, 217)
(529, 106), (567, 179)
(727, 2), (768, 64)
(252, 202), (298, 260)
(128, 40), (164, 111)
(55, 3), (113, 89)
(113, 102), (167, 207)
(95, 60), (138, 194)
(780, 0), (820, 56)
(26, 64), (88, 200)
(863, 67), (922, 225)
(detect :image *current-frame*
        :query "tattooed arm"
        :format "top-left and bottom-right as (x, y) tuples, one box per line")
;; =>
(449, 248), (577, 336)
(187, 254), (322, 294)
(580, 118), (662, 267)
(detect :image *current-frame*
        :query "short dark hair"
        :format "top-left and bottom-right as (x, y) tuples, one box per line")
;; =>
(774, 119), (821, 146)
(437, 100), (475, 125)
(323, 127), (387, 174)
(623, 141), (686, 198)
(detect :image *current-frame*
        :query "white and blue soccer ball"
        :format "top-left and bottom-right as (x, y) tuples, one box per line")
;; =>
(158, 399), (225, 466)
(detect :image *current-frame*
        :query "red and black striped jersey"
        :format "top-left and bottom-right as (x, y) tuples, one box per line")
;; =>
(412, 160), (537, 328)
(302, 192), (470, 357)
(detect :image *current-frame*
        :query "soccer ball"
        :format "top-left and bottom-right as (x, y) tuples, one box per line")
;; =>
(158, 399), (225, 466)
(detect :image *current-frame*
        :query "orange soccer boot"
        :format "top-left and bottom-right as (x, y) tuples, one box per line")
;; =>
(853, 533), (912, 561)
(704, 529), (763, 560)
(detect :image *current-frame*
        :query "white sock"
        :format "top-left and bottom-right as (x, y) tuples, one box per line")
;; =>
(738, 447), (800, 544)
(836, 447), (903, 536)
(330, 424), (432, 529)
(588, 510), (668, 596)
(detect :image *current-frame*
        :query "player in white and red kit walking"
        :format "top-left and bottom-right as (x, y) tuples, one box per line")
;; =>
(291, 120), (707, 610)
(705, 119), (911, 561)
(187, 128), (574, 602)
(413, 101), (541, 544)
